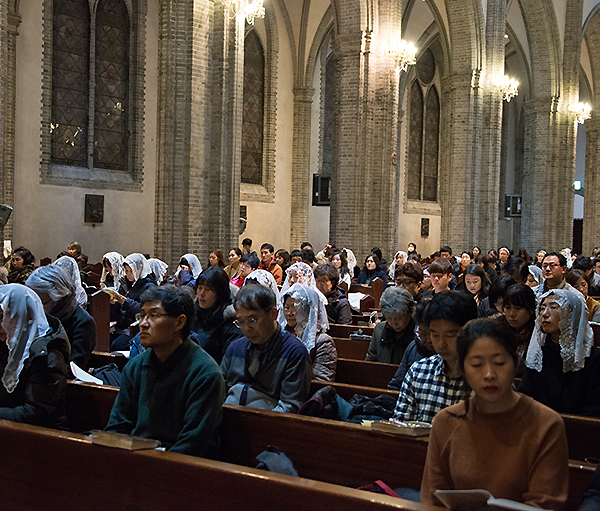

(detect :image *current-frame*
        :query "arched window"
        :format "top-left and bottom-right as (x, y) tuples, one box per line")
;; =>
(241, 30), (265, 185)
(406, 48), (439, 202)
(51, 0), (129, 171)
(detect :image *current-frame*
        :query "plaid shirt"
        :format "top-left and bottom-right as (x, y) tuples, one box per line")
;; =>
(393, 354), (464, 424)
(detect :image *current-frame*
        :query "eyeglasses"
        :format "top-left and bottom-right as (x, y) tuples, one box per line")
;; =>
(542, 263), (561, 270)
(429, 273), (446, 280)
(234, 310), (269, 328)
(136, 311), (170, 322)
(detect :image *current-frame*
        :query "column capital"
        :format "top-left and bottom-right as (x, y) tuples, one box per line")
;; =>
(292, 87), (315, 103)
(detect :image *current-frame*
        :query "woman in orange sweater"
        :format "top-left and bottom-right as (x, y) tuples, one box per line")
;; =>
(421, 318), (569, 511)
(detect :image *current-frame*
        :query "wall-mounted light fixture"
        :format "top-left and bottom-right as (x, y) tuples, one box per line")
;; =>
(389, 40), (417, 73)
(224, 0), (265, 24)
(494, 75), (519, 102)
(569, 102), (592, 124)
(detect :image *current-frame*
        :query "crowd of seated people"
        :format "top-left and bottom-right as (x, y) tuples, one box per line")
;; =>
(2, 238), (600, 510)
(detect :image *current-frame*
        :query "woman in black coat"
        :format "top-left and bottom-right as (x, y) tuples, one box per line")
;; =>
(357, 254), (388, 288)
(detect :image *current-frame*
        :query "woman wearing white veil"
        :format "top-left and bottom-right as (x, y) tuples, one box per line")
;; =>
(519, 288), (600, 417)
(278, 262), (327, 322)
(388, 251), (408, 281)
(54, 255), (88, 308)
(101, 251), (125, 290)
(0, 284), (70, 428)
(280, 283), (337, 381)
(175, 253), (203, 288)
(243, 269), (281, 304)
(148, 258), (168, 285)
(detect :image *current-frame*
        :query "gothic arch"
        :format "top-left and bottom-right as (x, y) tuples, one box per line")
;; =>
(444, 0), (484, 73)
(584, 10), (600, 109)
(305, 4), (334, 89)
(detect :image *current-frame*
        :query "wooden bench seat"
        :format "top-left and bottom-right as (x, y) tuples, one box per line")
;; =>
(335, 358), (398, 389)
(332, 337), (370, 360)
(0, 419), (427, 511)
(329, 323), (375, 338)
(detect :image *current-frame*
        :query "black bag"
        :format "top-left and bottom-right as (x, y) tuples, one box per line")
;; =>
(90, 363), (122, 386)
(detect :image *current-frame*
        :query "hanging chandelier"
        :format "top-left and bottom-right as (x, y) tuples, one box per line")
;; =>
(389, 40), (417, 73)
(224, 0), (265, 25)
(568, 102), (592, 124)
(494, 75), (519, 102)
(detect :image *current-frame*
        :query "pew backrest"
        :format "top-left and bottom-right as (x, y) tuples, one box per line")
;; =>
(87, 290), (111, 352)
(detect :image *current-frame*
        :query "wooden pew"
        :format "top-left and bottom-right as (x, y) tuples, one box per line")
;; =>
(89, 351), (129, 372)
(87, 290), (111, 352)
(350, 277), (384, 309)
(333, 337), (370, 360)
(62, 382), (596, 510)
(0, 419), (426, 511)
(311, 380), (399, 400)
(335, 358), (398, 389)
(329, 323), (375, 338)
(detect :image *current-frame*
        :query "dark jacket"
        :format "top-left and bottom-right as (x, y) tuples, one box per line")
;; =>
(0, 315), (70, 429)
(519, 341), (600, 417)
(366, 319), (416, 365)
(357, 268), (388, 287)
(50, 297), (96, 369)
(115, 276), (156, 329)
(388, 336), (436, 390)
(324, 287), (352, 325)
(192, 303), (242, 365)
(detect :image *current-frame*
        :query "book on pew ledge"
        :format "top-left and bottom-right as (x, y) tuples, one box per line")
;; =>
(70, 362), (103, 385)
(434, 490), (543, 511)
(101, 287), (121, 299)
(370, 418), (431, 436)
(90, 430), (161, 451)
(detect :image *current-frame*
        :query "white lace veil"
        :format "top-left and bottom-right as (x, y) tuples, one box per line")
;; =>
(243, 269), (281, 304)
(528, 265), (543, 286)
(280, 262), (316, 295)
(101, 252), (125, 289)
(176, 254), (202, 279)
(54, 256), (88, 308)
(343, 248), (357, 275)
(0, 284), (50, 393)
(526, 289), (594, 373)
(123, 253), (152, 283)
(148, 258), (168, 284)
(388, 251), (408, 280)
(561, 248), (573, 269)
(279, 283), (329, 352)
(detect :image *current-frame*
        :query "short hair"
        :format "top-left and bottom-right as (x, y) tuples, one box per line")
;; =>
(380, 287), (415, 317)
(302, 248), (317, 263)
(290, 250), (303, 259)
(314, 263), (339, 285)
(395, 262), (423, 283)
(140, 285), (195, 339)
(425, 290), (477, 327)
(300, 242), (313, 250)
(489, 275), (517, 306)
(501, 257), (529, 283)
(240, 253), (260, 269)
(413, 301), (430, 326)
(68, 241), (81, 253)
(593, 257), (600, 267)
(503, 283), (536, 314)
(440, 245), (453, 255)
(428, 258), (452, 275)
(230, 247), (243, 257)
(457, 318), (518, 379)
(573, 256), (593, 272)
(542, 252), (567, 267)
(194, 267), (231, 306)
(242, 238), (253, 247)
(234, 283), (276, 312)
(13, 246), (35, 266)
(261, 243), (274, 254)
(25, 265), (74, 302)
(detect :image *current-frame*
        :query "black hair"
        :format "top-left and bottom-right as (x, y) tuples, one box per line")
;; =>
(503, 283), (536, 313)
(300, 242), (313, 250)
(474, 254), (489, 269)
(501, 257), (529, 284)
(488, 275), (517, 306)
(573, 256), (593, 272)
(242, 238), (253, 247)
(371, 247), (384, 262)
(290, 249), (303, 259)
(461, 264), (489, 300)
(140, 284), (195, 338)
(428, 257), (452, 275)
(275, 249), (290, 265)
(234, 282), (277, 312)
(68, 241), (81, 253)
(407, 252), (421, 263)
(194, 267), (231, 307)
(425, 290), (477, 327)
(364, 253), (381, 271)
(179, 257), (189, 267)
(440, 245), (453, 255)
(413, 301), (430, 326)
(455, 318), (519, 416)
(329, 248), (350, 277)
(542, 252), (567, 267)
(240, 253), (260, 269)
(314, 263), (339, 286)
(408, 242), (417, 250)
(230, 247), (243, 257)
(395, 262), (423, 283)
(261, 243), (274, 254)
(13, 246), (35, 266)
(302, 248), (317, 263)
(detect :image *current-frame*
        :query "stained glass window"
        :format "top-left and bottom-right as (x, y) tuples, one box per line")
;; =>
(423, 86), (440, 201)
(94, 0), (129, 171)
(241, 31), (265, 185)
(407, 81), (423, 200)
(51, 0), (130, 171)
(51, 0), (90, 167)
(322, 56), (334, 176)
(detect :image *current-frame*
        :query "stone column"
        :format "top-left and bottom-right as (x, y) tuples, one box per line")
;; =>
(289, 87), (315, 250)
(583, 119), (600, 254)
(208, 4), (244, 251)
(154, 0), (213, 268)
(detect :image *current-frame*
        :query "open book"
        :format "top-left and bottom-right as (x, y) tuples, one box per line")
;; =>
(101, 287), (121, 300)
(435, 490), (546, 511)
(90, 430), (160, 451)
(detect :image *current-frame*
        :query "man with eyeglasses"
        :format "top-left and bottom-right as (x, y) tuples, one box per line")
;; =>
(533, 252), (576, 299)
(105, 285), (226, 457)
(220, 284), (311, 413)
